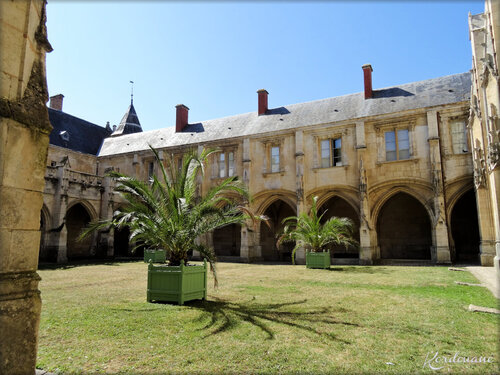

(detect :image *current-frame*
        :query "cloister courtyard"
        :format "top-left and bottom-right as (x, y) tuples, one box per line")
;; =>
(36, 261), (498, 374)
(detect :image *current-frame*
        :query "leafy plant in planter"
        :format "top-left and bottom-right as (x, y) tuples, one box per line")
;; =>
(277, 196), (357, 268)
(82, 146), (261, 302)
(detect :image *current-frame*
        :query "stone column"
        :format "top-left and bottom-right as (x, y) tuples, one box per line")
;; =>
(49, 165), (69, 263)
(294, 130), (306, 265)
(100, 176), (115, 257)
(475, 186), (497, 265)
(356, 121), (376, 265)
(428, 111), (451, 264)
(0, 1), (52, 374)
(240, 218), (261, 262)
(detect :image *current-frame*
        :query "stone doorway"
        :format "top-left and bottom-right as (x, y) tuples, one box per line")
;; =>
(213, 224), (241, 257)
(260, 199), (295, 261)
(318, 196), (360, 259)
(377, 192), (432, 260)
(450, 189), (480, 264)
(114, 226), (131, 257)
(66, 203), (92, 259)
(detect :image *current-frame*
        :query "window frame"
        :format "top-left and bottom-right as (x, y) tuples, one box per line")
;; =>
(383, 127), (411, 162)
(270, 145), (280, 173)
(449, 119), (469, 154)
(214, 150), (237, 179)
(320, 137), (343, 168)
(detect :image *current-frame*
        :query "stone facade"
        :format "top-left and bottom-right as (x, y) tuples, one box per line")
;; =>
(38, 3), (498, 271)
(41, 70), (491, 267)
(469, 0), (500, 272)
(0, 1), (52, 373)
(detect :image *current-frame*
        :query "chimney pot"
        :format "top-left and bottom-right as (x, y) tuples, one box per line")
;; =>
(257, 89), (268, 115)
(175, 104), (189, 132)
(362, 64), (373, 99)
(49, 94), (64, 111)
(112, 125), (117, 132)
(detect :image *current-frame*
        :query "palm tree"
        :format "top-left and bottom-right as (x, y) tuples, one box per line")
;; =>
(81, 146), (260, 284)
(277, 196), (357, 264)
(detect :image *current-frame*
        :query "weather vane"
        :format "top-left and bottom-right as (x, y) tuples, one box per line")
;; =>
(130, 80), (134, 105)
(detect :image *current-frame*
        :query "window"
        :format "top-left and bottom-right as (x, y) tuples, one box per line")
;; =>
(385, 129), (409, 161)
(271, 146), (280, 173)
(148, 162), (154, 179)
(217, 151), (235, 178)
(218, 153), (226, 178)
(228, 152), (235, 177)
(450, 120), (468, 153)
(320, 138), (342, 167)
(177, 157), (183, 173)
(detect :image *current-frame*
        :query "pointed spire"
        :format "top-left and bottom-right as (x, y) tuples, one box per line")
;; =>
(111, 86), (143, 137)
(130, 80), (134, 105)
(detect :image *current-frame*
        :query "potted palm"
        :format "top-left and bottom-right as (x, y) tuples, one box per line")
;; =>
(277, 196), (357, 269)
(82, 147), (258, 304)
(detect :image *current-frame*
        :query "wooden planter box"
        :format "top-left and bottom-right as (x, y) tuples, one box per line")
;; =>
(306, 250), (331, 269)
(144, 249), (166, 263)
(147, 259), (207, 305)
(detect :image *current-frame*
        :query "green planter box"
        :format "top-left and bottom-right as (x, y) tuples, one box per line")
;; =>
(144, 249), (166, 263)
(147, 259), (207, 305)
(306, 251), (331, 269)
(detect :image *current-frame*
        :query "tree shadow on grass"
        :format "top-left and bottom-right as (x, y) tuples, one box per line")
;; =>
(327, 266), (389, 274)
(190, 297), (358, 343)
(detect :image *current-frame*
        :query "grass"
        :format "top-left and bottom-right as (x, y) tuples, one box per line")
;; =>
(37, 262), (499, 374)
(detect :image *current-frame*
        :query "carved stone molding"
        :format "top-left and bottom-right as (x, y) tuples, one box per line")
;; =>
(473, 146), (487, 189)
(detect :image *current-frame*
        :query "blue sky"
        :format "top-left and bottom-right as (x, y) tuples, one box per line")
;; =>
(46, 1), (484, 132)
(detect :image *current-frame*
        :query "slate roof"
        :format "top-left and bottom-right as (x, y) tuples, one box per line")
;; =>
(111, 103), (142, 136)
(99, 72), (471, 157)
(48, 108), (111, 155)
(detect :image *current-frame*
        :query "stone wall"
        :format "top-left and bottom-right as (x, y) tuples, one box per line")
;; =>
(0, 0), (52, 373)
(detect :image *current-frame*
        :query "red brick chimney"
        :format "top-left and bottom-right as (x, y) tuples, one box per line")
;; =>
(257, 89), (268, 115)
(362, 64), (373, 99)
(49, 94), (64, 111)
(175, 104), (189, 132)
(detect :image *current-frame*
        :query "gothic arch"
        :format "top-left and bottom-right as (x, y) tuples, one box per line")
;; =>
(316, 193), (360, 258)
(66, 199), (98, 222)
(371, 186), (434, 226)
(314, 190), (360, 217)
(375, 191), (433, 260)
(253, 189), (297, 216)
(38, 204), (52, 262)
(65, 202), (93, 259)
(259, 198), (297, 262)
(445, 179), (475, 225)
(449, 188), (480, 263)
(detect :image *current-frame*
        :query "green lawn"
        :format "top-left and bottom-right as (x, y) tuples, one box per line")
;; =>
(37, 262), (498, 374)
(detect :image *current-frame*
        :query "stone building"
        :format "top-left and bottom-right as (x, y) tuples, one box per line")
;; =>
(41, 67), (495, 267)
(469, 0), (500, 272)
(39, 2), (500, 270)
(0, 0), (52, 373)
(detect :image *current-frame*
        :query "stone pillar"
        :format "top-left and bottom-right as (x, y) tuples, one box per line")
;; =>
(475, 187), (497, 265)
(294, 130), (306, 265)
(100, 176), (115, 257)
(0, 1), (52, 373)
(356, 121), (376, 265)
(49, 165), (69, 263)
(240, 218), (262, 262)
(427, 111), (451, 264)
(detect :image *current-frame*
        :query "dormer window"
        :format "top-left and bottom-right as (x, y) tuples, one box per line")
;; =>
(59, 130), (69, 142)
